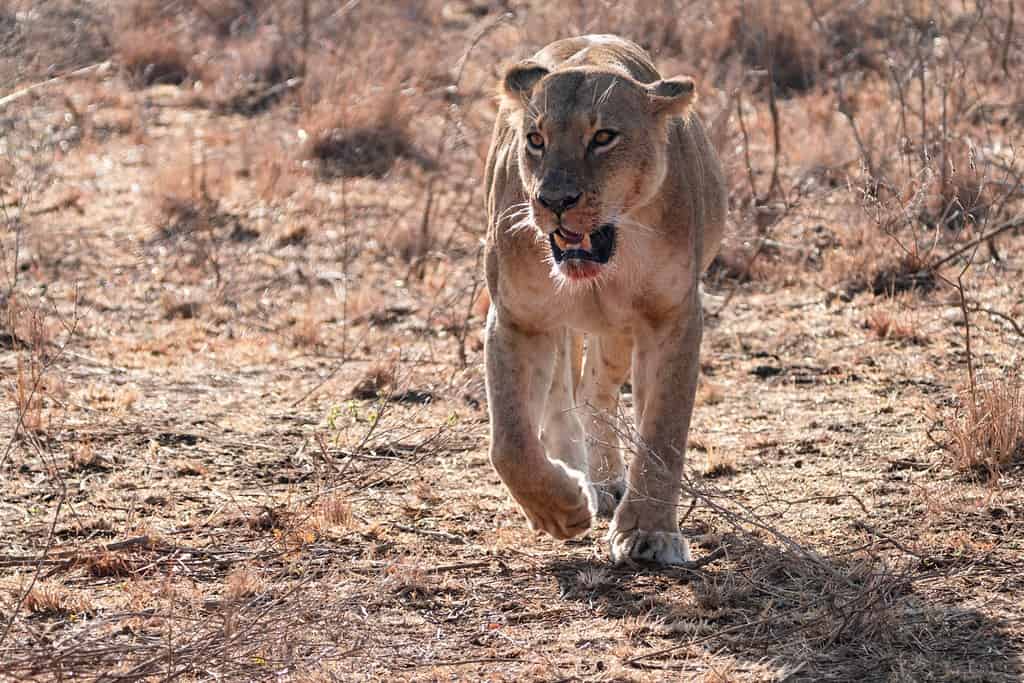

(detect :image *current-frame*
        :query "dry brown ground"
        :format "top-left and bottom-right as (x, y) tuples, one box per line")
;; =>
(2, 1), (1023, 681)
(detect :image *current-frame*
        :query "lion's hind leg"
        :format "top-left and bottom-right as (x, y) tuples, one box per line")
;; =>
(577, 334), (632, 517)
(540, 329), (590, 477)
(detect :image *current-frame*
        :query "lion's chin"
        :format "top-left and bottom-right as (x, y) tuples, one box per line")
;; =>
(559, 260), (605, 281)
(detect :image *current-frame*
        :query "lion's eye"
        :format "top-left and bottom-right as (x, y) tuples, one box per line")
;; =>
(526, 132), (545, 151)
(592, 129), (618, 147)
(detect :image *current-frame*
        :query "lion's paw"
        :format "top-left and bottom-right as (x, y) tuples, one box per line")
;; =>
(607, 527), (691, 565)
(517, 461), (597, 540)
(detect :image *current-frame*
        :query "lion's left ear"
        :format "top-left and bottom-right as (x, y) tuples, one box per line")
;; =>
(647, 76), (697, 116)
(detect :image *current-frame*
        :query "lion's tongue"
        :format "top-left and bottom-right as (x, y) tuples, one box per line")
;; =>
(553, 229), (591, 252)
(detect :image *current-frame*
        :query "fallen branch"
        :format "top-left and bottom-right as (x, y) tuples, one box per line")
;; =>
(0, 62), (110, 110)
(27, 192), (84, 216)
(392, 523), (466, 545)
(930, 214), (1024, 270)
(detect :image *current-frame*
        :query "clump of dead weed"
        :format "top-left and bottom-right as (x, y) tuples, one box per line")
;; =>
(302, 90), (431, 179)
(116, 26), (194, 88)
(943, 375), (1024, 479)
(719, 1), (823, 94)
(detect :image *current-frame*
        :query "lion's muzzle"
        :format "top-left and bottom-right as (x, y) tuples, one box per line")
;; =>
(549, 223), (616, 280)
(549, 223), (616, 263)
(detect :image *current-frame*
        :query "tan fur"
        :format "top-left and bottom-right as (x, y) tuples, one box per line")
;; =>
(483, 35), (727, 564)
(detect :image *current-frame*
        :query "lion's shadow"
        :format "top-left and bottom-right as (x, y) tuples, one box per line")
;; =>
(548, 533), (1022, 681)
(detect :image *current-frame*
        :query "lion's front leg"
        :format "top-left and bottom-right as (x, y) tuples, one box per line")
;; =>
(485, 309), (597, 540)
(607, 302), (702, 565)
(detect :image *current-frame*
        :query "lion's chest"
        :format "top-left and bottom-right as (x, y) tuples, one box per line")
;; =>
(498, 254), (693, 336)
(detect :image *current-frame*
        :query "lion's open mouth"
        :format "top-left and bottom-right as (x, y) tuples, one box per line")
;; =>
(549, 223), (616, 265)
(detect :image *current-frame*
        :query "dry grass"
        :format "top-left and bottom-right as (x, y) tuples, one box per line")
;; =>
(317, 493), (354, 530)
(224, 567), (265, 601)
(1, 1), (1022, 681)
(303, 90), (422, 179)
(945, 376), (1024, 479)
(702, 444), (738, 479)
(116, 27), (193, 88)
(15, 580), (94, 618)
(865, 300), (930, 345)
(721, 1), (822, 94)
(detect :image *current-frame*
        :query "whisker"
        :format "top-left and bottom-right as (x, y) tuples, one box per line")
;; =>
(508, 214), (540, 235)
(497, 201), (531, 224)
(609, 215), (657, 235)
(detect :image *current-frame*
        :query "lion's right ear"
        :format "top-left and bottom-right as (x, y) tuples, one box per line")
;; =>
(501, 61), (549, 104)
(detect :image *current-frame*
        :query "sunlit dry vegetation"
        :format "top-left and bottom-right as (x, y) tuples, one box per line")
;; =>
(1, 0), (1023, 680)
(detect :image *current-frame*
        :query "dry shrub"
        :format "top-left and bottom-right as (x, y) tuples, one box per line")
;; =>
(721, 1), (822, 94)
(13, 355), (46, 433)
(69, 444), (101, 471)
(707, 246), (759, 285)
(864, 300), (929, 345)
(303, 89), (426, 179)
(201, 30), (300, 114)
(7, 299), (65, 435)
(18, 580), (94, 617)
(707, 238), (795, 286)
(703, 445), (737, 479)
(317, 494), (354, 529)
(945, 376), (1024, 479)
(0, 1), (112, 83)
(937, 157), (988, 232)
(350, 362), (397, 400)
(291, 303), (322, 348)
(188, 0), (275, 37)
(174, 459), (208, 476)
(692, 572), (745, 611)
(826, 227), (936, 299)
(382, 559), (461, 602)
(696, 379), (726, 406)
(122, 0), (178, 28)
(823, 1), (913, 74)
(159, 292), (203, 320)
(80, 551), (133, 578)
(224, 567), (265, 601)
(574, 566), (613, 592)
(116, 27), (193, 88)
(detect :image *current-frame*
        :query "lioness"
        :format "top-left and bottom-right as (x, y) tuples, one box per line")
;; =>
(483, 34), (726, 565)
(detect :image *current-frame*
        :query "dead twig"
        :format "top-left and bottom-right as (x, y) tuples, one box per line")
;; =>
(392, 523), (466, 545)
(0, 62), (110, 110)
(851, 520), (924, 559)
(929, 214), (1024, 270)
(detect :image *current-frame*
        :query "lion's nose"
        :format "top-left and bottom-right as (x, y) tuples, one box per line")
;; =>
(537, 190), (581, 215)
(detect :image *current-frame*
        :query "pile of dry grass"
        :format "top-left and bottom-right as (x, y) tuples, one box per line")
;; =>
(303, 92), (424, 179)
(945, 376), (1024, 479)
(723, 1), (823, 94)
(116, 27), (193, 88)
(202, 33), (300, 114)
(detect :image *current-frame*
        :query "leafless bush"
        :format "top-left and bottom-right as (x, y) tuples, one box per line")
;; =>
(303, 90), (423, 179)
(116, 27), (193, 87)
(724, 1), (823, 94)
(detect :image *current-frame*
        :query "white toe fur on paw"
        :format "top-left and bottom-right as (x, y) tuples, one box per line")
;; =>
(551, 460), (598, 519)
(607, 529), (692, 565)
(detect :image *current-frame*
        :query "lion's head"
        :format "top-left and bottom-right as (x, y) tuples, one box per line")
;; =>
(501, 61), (696, 281)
